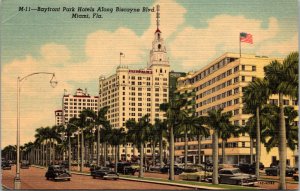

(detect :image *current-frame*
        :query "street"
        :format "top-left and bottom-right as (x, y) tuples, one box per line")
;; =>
(2, 166), (189, 190)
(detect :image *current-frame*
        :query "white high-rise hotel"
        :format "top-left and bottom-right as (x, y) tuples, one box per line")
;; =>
(98, 5), (169, 159)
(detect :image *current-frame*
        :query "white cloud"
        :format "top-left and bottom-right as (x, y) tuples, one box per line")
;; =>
(169, 15), (281, 69)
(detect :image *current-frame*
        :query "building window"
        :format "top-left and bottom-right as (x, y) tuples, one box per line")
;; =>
(242, 65), (245, 71)
(283, 99), (289, 105)
(234, 98), (239, 104)
(241, 76), (245, 82)
(252, 66), (256, 71)
(234, 66), (239, 73)
(242, 142), (245, 147)
(234, 109), (239, 115)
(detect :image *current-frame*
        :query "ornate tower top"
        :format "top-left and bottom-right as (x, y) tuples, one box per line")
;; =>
(156, 4), (160, 32)
(149, 4), (169, 68)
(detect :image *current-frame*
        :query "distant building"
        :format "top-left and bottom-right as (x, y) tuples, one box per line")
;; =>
(62, 88), (98, 124)
(54, 110), (63, 125)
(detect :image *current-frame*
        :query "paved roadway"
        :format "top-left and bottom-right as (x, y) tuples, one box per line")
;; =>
(2, 166), (189, 190)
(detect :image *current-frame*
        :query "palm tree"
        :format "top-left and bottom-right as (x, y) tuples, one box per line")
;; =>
(100, 125), (112, 166)
(261, 105), (298, 152)
(239, 119), (256, 164)
(205, 109), (232, 185)
(191, 116), (210, 165)
(179, 114), (208, 168)
(94, 106), (109, 166)
(110, 127), (126, 173)
(160, 94), (186, 181)
(154, 118), (167, 168)
(126, 114), (151, 178)
(78, 109), (96, 171)
(243, 78), (269, 178)
(219, 122), (239, 164)
(264, 52), (298, 190)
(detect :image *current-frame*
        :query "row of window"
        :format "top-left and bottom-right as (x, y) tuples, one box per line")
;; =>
(175, 142), (248, 150)
(64, 98), (97, 102)
(64, 103), (97, 106)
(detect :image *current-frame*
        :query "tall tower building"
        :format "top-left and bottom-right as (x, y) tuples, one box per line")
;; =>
(98, 5), (170, 160)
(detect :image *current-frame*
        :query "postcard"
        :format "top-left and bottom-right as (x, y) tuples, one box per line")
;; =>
(1, 0), (298, 190)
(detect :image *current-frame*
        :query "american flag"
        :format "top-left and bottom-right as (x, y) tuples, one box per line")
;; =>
(240, 32), (253, 44)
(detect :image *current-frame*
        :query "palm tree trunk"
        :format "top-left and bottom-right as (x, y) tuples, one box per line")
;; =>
(250, 137), (254, 164)
(115, 145), (118, 174)
(222, 139), (226, 164)
(104, 142), (107, 167)
(255, 107), (261, 178)
(81, 131), (84, 172)
(184, 127), (188, 169)
(169, 126), (175, 181)
(198, 135), (202, 165)
(159, 133), (163, 168)
(278, 93), (287, 190)
(97, 128), (100, 166)
(152, 141), (155, 166)
(125, 143), (128, 162)
(46, 141), (48, 166)
(139, 143), (144, 178)
(212, 130), (219, 184)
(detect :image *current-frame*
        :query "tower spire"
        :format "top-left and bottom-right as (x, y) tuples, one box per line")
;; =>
(156, 5), (160, 30)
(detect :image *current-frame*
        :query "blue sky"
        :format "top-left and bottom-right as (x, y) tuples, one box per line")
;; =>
(1, 0), (298, 146)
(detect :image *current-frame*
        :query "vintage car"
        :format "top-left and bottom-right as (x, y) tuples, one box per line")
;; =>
(293, 171), (298, 181)
(92, 166), (119, 180)
(1, 161), (12, 170)
(20, 161), (30, 169)
(160, 165), (184, 175)
(45, 165), (71, 181)
(116, 162), (136, 175)
(237, 162), (263, 174)
(179, 166), (212, 182)
(265, 166), (295, 177)
(218, 168), (257, 186)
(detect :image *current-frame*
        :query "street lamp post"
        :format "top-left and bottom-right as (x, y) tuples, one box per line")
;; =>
(14, 72), (57, 189)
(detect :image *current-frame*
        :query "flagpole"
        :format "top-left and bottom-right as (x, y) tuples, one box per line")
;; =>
(119, 53), (121, 67)
(239, 33), (241, 58)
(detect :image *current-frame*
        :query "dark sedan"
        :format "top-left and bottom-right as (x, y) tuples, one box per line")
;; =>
(160, 165), (183, 175)
(219, 168), (257, 186)
(1, 162), (11, 170)
(265, 166), (295, 177)
(116, 162), (136, 175)
(45, 165), (71, 181)
(92, 167), (119, 180)
(237, 162), (264, 174)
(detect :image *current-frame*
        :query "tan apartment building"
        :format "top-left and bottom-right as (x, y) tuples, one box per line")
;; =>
(62, 88), (99, 123)
(54, 110), (63, 126)
(175, 52), (298, 167)
(98, 23), (169, 160)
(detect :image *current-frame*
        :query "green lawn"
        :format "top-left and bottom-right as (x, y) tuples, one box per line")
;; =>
(121, 175), (259, 190)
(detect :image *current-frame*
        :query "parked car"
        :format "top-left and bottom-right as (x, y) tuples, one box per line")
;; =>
(1, 161), (12, 170)
(265, 166), (295, 177)
(91, 166), (119, 180)
(20, 161), (30, 169)
(148, 165), (161, 172)
(160, 165), (183, 175)
(179, 168), (212, 182)
(218, 168), (257, 186)
(237, 163), (264, 174)
(116, 162), (136, 175)
(293, 171), (298, 181)
(45, 165), (71, 181)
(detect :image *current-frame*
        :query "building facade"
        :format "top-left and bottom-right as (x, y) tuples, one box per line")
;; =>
(62, 88), (99, 124)
(175, 52), (298, 167)
(54, 110), (63, 126)
(98, 14), (170, 160)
